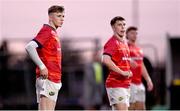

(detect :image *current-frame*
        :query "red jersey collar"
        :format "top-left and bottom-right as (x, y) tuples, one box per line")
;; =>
(128, 41), (136, 46)
(44, 24), (56, 32)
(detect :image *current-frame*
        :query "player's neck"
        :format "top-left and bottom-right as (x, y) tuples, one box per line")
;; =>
(48, 22), (58, 30)
(114, 34), (124, 42)
(128, 40), (136, 45)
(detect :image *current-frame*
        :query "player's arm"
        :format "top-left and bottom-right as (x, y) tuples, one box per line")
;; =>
(25, 41), (48, 79)
(102, 54), (132, 77)
(142, 62), (153, 91)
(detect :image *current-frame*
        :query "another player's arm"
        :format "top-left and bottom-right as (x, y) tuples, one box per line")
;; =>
(102, 54), (132, 77)
(25, 41), (48, 79)
(142, 62), (153, 91)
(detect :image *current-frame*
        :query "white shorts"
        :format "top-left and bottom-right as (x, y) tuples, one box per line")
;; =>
(129, 83), (145, 103)
(106, 88), (130, 107)
(36, 77), (62, 103)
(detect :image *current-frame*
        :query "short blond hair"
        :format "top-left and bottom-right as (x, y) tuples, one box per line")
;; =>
(48, 5), (64, 15)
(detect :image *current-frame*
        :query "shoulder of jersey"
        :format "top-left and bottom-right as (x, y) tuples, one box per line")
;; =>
(107, 37), (118, 45)
(40, 25), (51, 32)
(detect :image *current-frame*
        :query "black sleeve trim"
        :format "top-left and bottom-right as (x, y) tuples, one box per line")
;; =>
(103, 53), (112, 57)
(32, 39), (43, 49)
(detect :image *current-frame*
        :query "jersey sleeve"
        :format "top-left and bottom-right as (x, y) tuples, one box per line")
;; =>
(33, 28), (51, 48)
(103, 42), (117, 57)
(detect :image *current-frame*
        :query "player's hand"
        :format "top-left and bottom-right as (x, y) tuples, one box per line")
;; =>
(147, 80), (153, 91)
(121, 71), (132, 78)
(130, 59), (138, 69)
(40, 67), (48, 79)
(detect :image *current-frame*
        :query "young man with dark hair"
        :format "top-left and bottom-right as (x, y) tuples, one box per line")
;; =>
(102, 16), (133, 110)
(126, 26), (153, 110)
(25, 5), (64, 110)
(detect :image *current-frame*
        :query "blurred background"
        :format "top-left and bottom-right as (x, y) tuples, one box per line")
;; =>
(0, 0), (180, 110)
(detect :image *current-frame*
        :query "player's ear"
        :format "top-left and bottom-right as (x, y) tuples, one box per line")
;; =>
(126, 36), (128, 39)
(48, 13), (53, 21)
(111, 25), (115, 31)
(126, 33), (129, 39)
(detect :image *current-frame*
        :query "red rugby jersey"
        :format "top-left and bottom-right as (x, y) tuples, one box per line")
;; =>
(128, 43), (143, 84)
(103, 36), (131, 88)
(33, 24), (62, 83)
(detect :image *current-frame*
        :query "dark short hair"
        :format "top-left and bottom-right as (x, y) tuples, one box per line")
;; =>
(48, 5), (64, 15)
(110, 16), (125, 26)
(126, 26), (138, 34)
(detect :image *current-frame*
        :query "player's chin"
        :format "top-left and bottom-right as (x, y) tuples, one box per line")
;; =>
(58, 24), (63, 27)
(118, 32), (124, 36)
(56, 24), (62, 27)
(133, 37), (137, 41)
(120, 33), (125, 37)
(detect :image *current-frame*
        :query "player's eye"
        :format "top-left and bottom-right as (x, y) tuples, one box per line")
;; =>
(57, 15), (65, 18)
(117, 23), (122, 26)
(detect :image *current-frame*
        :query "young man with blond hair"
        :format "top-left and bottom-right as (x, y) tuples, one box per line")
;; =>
(25, 5), (65, 110)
